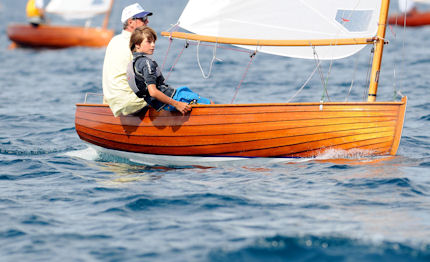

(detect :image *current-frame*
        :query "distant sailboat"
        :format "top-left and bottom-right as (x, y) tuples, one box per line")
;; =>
(75, 0), (407, 166)
(389, 0), (430, 26)
(7, 0), (115, 48)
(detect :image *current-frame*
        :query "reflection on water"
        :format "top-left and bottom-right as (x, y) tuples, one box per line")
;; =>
(93, 162), (167, 185)
(66, 148), (172, 185)
(312, 155), (406, 179)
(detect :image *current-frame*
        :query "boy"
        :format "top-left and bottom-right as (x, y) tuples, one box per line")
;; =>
(127, 26), (212, 115)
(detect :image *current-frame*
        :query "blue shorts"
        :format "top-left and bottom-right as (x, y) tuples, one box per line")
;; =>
(164, 86), (211, 111)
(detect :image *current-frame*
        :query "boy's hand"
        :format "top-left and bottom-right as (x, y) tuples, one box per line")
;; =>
(174, 101), (191, 115)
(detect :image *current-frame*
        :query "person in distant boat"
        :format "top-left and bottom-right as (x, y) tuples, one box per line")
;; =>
(399, 0), (417, 15)
(26, 0), (45, 27)
(102, 3), (152, 117)
(128, 26), (212, 115)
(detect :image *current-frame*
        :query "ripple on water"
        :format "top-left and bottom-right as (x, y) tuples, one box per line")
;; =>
(207, 235), (430, 262)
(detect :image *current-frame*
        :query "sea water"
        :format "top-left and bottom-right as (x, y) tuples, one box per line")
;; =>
(1, 0), (430, 261)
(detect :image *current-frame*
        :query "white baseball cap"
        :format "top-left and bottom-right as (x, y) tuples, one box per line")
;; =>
(121, 3), (153, 24)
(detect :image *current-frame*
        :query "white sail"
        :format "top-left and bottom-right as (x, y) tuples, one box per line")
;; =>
(413, 0), (430, 4)
(46, 0), (112, 20)
(178, 0), (382, 60)
(399, 0), (415, 12)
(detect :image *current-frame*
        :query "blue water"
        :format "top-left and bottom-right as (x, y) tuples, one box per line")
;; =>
(1, 0), (430, 261)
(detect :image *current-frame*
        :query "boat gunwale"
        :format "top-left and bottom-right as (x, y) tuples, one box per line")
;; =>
(76, 100), (406, 108)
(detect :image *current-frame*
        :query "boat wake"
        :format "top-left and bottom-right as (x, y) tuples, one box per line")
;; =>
(312, 148), (397, 166)
(316, 148), (375, 159)
(64, 145), (310, 168)
(64, 147), (99, 161)
(65, 145), (394, 168)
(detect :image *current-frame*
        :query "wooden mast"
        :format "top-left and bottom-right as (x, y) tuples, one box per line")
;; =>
(367, 0), (390, 102)
(102, 0), (114, 30)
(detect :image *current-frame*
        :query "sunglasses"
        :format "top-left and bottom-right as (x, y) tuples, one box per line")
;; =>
(134, 17), (148, 23)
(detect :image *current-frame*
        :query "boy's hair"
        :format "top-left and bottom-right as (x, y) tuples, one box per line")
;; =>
(129, 26), (157, 52)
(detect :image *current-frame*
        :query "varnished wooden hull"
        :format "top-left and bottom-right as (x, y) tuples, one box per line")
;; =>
(388, 11), (430, 27)
(7, 24), (113, 48)
(75, 97), (407, 159)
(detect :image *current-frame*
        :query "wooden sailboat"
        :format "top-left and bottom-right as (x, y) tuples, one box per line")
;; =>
(388, 10), (430, 26)
(7, 0), (114, 48)
(75, 0), (407, 166)
(388, 0), (430, 26)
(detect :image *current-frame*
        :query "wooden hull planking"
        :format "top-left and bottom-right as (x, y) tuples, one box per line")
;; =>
(75, 97), (407, 158)
(7, 24), (114, 48)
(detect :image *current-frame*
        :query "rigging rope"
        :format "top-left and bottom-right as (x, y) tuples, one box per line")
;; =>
(165, 41), (188, 82)
(386, 3), (407, 101)
(345, 46), (362, 102)
(161, 36), (173, 72)
(364, 45), (374, 101)
(325, 54), (334, 102)
(196, 41), (222, 79)
(286, 60), (321, 103)
(160, 35), (258, 103)
(230, 50), (257, 104)
(398, 5), (408, 100)
(161, 23), (180, 72)
(312, 46), (331, 102)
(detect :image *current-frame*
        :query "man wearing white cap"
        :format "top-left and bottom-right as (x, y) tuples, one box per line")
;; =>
(102, 3), (153, 117)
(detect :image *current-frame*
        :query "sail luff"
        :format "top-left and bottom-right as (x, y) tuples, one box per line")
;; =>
(161, 31), (375, 47)
(367, 0), (390, 102)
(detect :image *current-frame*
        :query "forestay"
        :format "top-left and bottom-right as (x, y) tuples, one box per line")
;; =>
(178, 0), (381, 60)
(46, 0), (112, 20)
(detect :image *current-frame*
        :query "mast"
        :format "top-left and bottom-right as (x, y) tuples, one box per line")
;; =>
(102, 0), (114, 30)
(367, 0), (390, 102)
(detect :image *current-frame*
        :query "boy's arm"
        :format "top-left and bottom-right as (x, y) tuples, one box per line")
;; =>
(147, 84), (191, 115)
